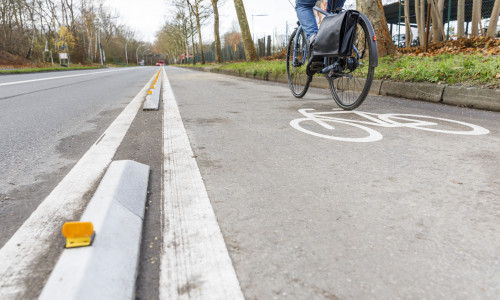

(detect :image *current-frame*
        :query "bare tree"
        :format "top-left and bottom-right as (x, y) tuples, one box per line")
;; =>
(404, 0), (412, 47)
(487, 0), (500, 37)
(186, 0), (211, 64)
(457, 0), (465, 37)
(210, 0), (223, 63)
(233, 0), (256, 61)
(429, 0), (444, 42)
(471, 0), (480, 36)
(415, 0), (424, 45)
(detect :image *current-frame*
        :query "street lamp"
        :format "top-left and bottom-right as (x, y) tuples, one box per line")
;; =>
(252, 14), (268, 44)
(125, 40), (128, 65)
(142, 49), (151, 65)
(136, 43), (144, 65)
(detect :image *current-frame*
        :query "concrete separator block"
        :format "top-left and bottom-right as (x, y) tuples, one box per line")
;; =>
(443, 86), (500, 112)
(39, 160), (150, 300)
(380, 81), (445, 102)
(143, 74), (162, 110)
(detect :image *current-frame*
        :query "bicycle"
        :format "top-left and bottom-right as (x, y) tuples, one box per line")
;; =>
(286, 1), (378, 110)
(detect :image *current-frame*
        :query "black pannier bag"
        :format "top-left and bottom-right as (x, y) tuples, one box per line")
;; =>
(313, 10), (360, 57)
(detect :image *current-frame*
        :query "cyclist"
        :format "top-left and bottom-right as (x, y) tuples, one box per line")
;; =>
(295, 0), (346, 46)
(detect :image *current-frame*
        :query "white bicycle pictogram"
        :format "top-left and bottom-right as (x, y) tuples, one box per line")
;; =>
(290, 109), (490, 142)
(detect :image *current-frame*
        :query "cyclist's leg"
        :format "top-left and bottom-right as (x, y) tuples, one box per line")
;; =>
(326, 0), (346, 12)
(295, 0), (318, 41)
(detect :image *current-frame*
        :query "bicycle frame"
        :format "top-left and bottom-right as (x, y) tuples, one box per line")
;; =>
(292, 7), (378, 71)
(292, 7), (333, 69)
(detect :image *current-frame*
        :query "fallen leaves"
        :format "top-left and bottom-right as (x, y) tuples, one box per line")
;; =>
(399, 36), (500, 57)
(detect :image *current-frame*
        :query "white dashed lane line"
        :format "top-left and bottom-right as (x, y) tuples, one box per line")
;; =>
(0, 68), (138, 87)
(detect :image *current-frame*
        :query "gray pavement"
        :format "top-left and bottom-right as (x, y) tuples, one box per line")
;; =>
(0, 67), (157, 247)
(166, 67), (499, 299)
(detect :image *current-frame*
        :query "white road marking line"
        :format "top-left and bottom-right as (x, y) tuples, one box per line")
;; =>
(160, 67), (244, 300)
(0, 68), (138, 87)
(0, 72), (155, 299)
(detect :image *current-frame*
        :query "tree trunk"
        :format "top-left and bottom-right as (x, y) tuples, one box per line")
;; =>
(233, 0), (257, 61)
(189, 14), (196, 64)
(457, 0), (465, 37)
(471, 0), (480, 36)
(477, 0), (483, 34)
(415, 0), (423, 45)
(211, 0), (223, 63)
(194, 7), (205, 64)
(420, 0), (426, 44)
(357, 0), (398, 56)
(404, 0), (412, 47)
(487, 0), (500, 37)
(429, 0), (444, 42)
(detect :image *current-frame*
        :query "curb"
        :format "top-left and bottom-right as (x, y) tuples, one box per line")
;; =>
(380, 81), (444, 103)
(192, 66), (500, 112)
(143, 69), (162, 111)
(442, 85), (500, 111)
(39, 160), (150, 300)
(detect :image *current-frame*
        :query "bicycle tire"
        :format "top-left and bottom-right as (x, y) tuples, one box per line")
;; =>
(286, 28), (312, 98)
(327, 14), (376, 110)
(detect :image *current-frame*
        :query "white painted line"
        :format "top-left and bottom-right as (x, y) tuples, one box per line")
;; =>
(0, 72), (155, 299)
(0, 68), (137, 87)
(160, 67), (244, 299)
(39, 160), (150, 300)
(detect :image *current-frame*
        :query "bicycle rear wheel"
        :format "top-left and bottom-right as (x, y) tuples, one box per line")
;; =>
(327, 15), (377, 110)
(287, 28), (312, 98)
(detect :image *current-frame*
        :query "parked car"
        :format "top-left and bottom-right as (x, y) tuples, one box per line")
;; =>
(156, 60), (165, 66)
(392, 34), (406, 47)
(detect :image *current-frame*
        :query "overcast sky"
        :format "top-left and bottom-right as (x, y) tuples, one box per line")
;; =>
(106, 0), (365, 43)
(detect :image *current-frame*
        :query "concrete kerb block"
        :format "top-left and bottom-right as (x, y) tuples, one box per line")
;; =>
(245, 71), (255, 79)
(39, 160), (150, 300)
(144, 70), (162, 111)
(275, 73), (288, 84)
(443, 86), (500, 112)
(380, 81), (445, 102)
(220, 69), (238, 76)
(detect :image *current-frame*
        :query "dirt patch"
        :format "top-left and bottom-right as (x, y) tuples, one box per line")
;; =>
(0, 50), (33, 68)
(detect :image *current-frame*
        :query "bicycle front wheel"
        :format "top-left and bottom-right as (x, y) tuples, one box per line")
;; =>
(287, 28), (312, 98)
(327, 14), (377, 110)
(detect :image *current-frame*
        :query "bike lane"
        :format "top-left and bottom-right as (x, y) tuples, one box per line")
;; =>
(165, 66), (499, 299)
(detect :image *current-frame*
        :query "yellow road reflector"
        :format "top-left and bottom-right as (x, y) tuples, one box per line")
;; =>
(148, 90), (153, 95)
(62, 222), (95, 248)
(151, 85), (155, 89)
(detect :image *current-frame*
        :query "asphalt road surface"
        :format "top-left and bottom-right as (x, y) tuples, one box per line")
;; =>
(0, 67), (156, 247)
(0, 66), (498, 299)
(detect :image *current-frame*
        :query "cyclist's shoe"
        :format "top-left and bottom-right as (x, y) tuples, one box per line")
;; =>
(308, 34), (316, 52)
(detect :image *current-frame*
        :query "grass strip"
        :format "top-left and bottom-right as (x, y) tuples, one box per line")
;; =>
(0, 66), (105, 74)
